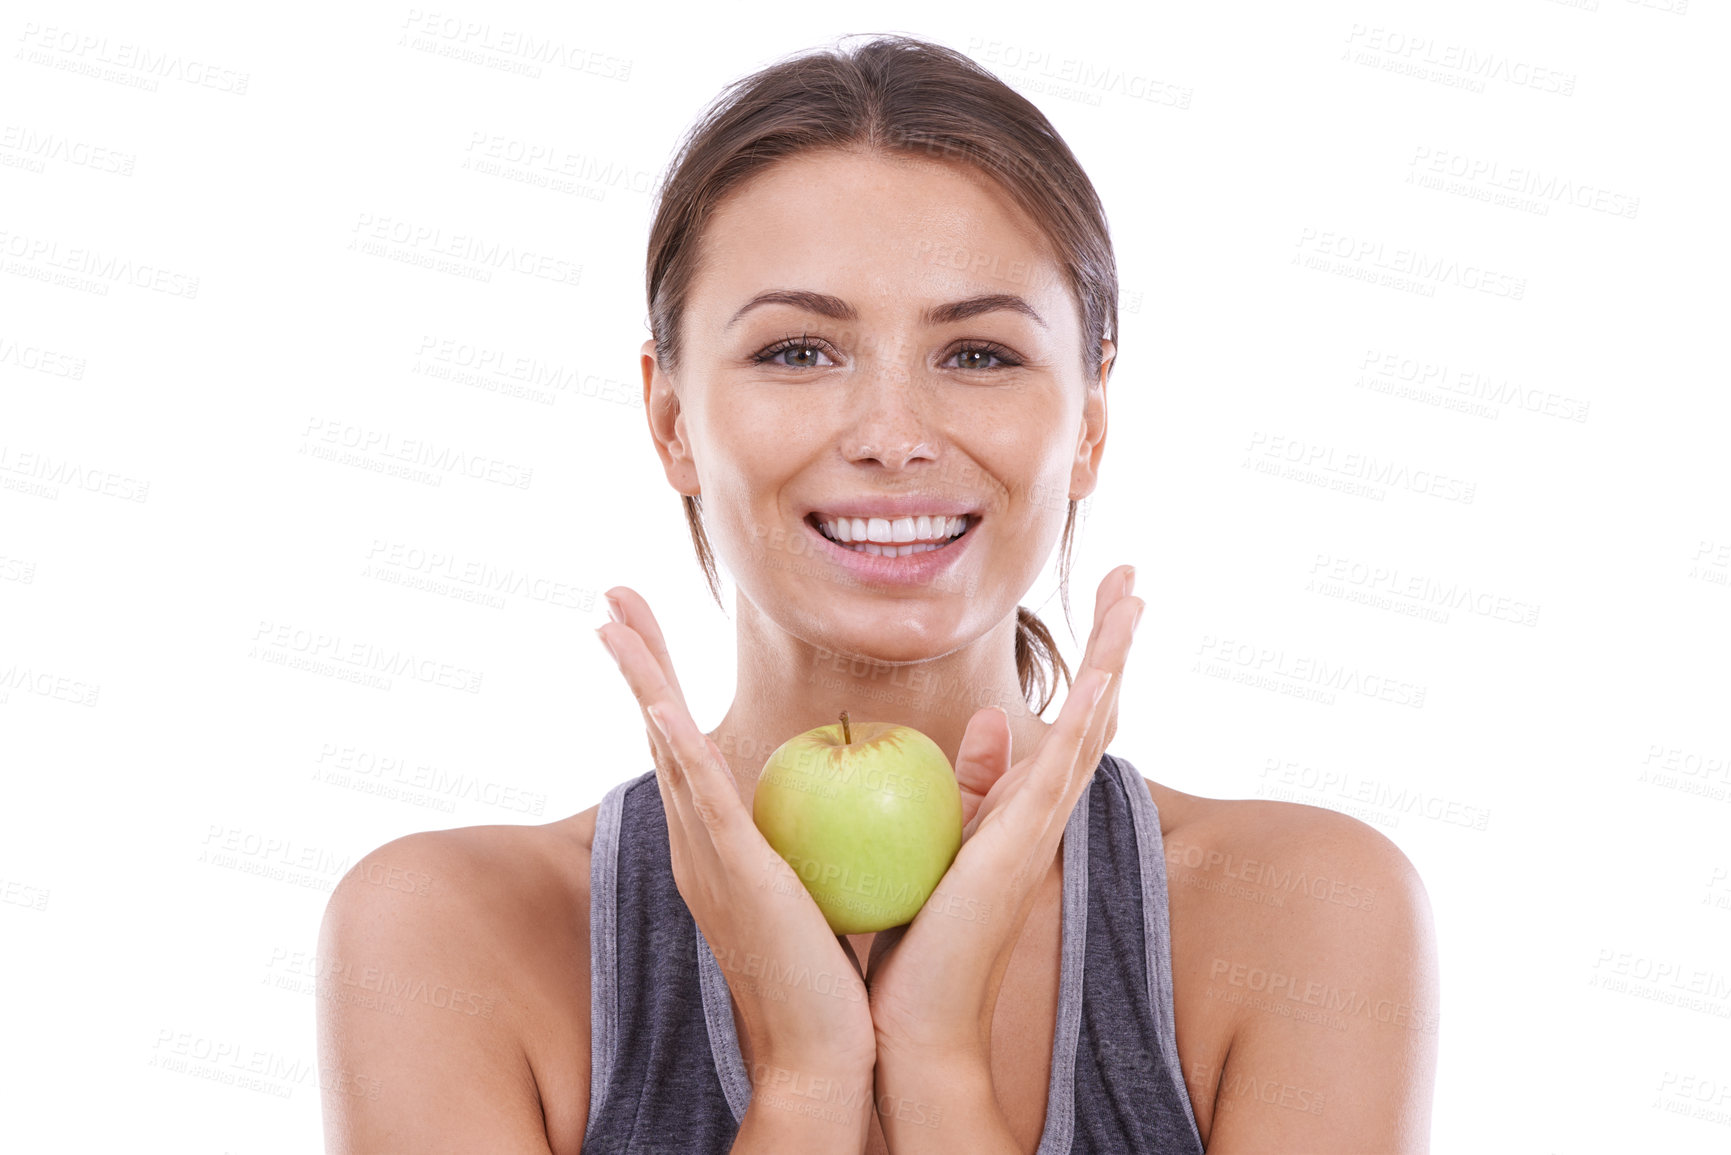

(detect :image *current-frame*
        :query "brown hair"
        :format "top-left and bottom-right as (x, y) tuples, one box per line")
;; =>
(645, 32), (1119, 716)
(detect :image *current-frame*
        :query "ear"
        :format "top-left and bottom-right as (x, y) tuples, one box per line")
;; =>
(1069, 337), (1112, 502)
(642, 337), (700, 498)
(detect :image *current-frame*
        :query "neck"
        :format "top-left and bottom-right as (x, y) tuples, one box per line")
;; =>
(705, 594), (1056, 806)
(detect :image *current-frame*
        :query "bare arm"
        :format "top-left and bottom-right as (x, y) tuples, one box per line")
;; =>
(1200, 813), (1440, 1152)
(316, 832), (555, 1154)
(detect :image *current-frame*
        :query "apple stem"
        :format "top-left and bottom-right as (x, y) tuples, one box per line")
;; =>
(840, 710), (851, 744)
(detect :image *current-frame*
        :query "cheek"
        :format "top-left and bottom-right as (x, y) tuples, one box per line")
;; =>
(694, 392), (787, 469)
(966, 385), (1072, 448)
(968, 409), (1074, 487)
(691, 400), (816, 531)
(711, 389), (821, 451)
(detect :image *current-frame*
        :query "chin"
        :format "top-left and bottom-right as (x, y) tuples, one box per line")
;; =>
(784, 596), (966, 665)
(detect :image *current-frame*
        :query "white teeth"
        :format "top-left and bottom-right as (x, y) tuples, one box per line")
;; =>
(850, 541), (945, 557)
(814, 512), (970, 552)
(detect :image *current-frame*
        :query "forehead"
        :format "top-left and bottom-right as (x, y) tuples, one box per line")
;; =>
(688, 148), (1071, 327)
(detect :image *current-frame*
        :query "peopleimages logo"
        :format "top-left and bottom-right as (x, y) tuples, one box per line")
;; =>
(398, 9), (632, 81)
(1342, 24), (1576, 96)
(16, 23), (251, 94)
(250, 619), (485, 695)
(0, 228), (198, 298)
(301, 418), (534, 490)
(348, 213), (582, 287)
(966, 38), (1193, 108)
(1294, 228), (1526, 300)
(1244, 432), (1477, 505)
(1308, 552), (1540, 628)
(1357, 348), (1591, 424)
(1194, 634), (1428, 709)
(1408, 146), (1639, 220)
(1208, 957), (1440, 1034)
(1259, 758), (1493, 832)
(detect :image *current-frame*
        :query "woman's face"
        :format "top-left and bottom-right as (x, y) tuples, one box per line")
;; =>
(646, 148), (1108, 664)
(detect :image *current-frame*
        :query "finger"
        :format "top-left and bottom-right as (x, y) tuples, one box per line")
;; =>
(603, 586), (708, 800)
(994, 666), (1113, 852)
(642, 700), (758, 914)
(952, 707), (1011, 805)
(657, 711), (739, 871)
(605, 586), (697, 720)
(599, 591), (697, 820)
(1090, 591), (1142, 677)
(967, 672), (1106, 894)
(596, 608), (683, 778)
(1082, 594), (1143, 758)
(597, 619), (686, 798)
(1074, 566), (1135, 690)
(642, 689), (751, 847)
(597, 618), (729, 883)
(960, 715), (1033, 841)
(966, 593), (1142, 839)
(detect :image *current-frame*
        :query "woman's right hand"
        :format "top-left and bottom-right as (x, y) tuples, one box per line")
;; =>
(595, 585), (878, 1080)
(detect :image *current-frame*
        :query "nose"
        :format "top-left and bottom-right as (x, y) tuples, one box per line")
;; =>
(841, 366), (938, 471)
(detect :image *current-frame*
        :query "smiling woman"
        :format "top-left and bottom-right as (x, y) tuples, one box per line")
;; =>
(316, 32), (1438, 1155)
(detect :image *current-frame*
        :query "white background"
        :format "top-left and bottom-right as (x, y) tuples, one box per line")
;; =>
(3, 1), (1728, 1152)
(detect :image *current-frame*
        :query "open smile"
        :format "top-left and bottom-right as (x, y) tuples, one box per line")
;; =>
(805, 512), (974, 557)
(800, 511), (979, 585)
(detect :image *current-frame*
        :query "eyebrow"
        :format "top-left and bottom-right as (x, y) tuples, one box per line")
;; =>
(724, 289), (1047, 331)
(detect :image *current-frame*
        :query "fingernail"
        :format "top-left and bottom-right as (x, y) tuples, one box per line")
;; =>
(605, 593), (625, 624)
(646, 703), (669, 738)
(1130, 601), (1145, 636)
(595, 626), (620, 666)
(1123, 567), (1136, 598)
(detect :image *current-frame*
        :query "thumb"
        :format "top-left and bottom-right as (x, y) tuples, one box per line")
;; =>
(953, 706), (1011, 827)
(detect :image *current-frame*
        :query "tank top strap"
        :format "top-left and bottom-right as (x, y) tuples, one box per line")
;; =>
(584, 768), (740, 1153)
(1073, 752), (1205, 1153)
(585, 772), (627, 1130)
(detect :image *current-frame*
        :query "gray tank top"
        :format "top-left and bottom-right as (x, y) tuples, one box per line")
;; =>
(582, 751), (1205, 1154)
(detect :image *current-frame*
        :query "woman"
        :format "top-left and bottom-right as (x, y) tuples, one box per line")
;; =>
(318, 34), (1438, 1154)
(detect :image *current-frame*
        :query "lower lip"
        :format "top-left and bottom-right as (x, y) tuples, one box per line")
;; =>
(804, 517), (976, 587)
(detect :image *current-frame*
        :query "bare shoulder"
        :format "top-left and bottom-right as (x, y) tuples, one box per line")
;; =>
(1146, 775), (1429, 916)
(315, 805), (601, 1155)
(1142, 775), (1439, 1151)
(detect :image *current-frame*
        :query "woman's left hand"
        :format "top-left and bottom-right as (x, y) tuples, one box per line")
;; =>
(863, 565), (1144, 1067)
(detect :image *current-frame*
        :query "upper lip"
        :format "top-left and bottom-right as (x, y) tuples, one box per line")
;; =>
(805, 495), (982, 521)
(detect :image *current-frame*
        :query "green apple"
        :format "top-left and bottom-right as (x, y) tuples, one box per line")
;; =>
(752, 711), (963, 934)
